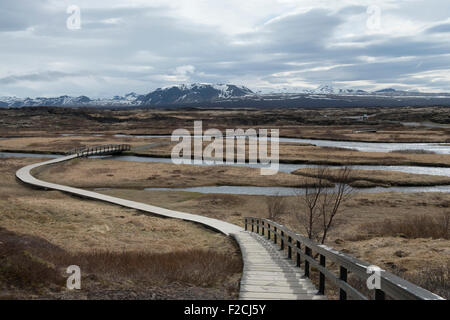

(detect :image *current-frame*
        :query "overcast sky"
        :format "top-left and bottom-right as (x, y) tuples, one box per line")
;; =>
(1, 0), (450, 97)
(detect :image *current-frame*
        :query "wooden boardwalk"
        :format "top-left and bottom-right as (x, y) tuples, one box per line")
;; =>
(235, 231), (325, 300)
(15, 147), (322, 300)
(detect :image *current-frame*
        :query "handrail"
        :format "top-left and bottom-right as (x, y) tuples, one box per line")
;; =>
(244, 217), (445, 300)
(66, 144), (131, 156)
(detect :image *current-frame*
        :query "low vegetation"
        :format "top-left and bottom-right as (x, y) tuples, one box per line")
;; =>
(1, 106), (449, 143)
(265, 194), (287, 221)
(293, 168), (450, 187)
(32, 158), (327, 189)
(399, 263), (449, 299)
(0, 227), (242, 299)
(365, 212), (449, 240)
(390, 149), (436, 154)
(0, 158), (242, 299)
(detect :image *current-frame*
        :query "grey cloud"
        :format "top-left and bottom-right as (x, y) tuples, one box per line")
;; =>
(0, 0), (52, 31)
(426, 23), (450, 34)
(335, 5), (367, 16)
(237, 9), (342, 54)
(0, 71), (81, 85)
(0, 1), (450, 96)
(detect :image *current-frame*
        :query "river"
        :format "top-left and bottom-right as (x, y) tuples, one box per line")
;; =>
(2, 151), (449, 195)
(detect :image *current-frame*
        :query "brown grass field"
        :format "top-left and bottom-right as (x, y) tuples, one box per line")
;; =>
(131, 140), (450, 167)
(33, 157), (450, 191)
(2, 135), (450, 168)
(95, 188), (450, 298)
(1, 106), (449, 299)
(32, 158), (328, 189)
(0, 158), (241, 299)
(292, 168), (450, 187)
(30, 156), (450, 297)
(1, 106), (449, 143)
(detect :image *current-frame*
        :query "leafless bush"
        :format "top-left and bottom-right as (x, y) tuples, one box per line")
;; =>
(266, 193), (287, 221)
(395, 263), (450, 299)
(293, 166), (353, 244)
(366, 211), (449, 239)
(42, 249), (242, 287)
(0, 227), (242, 295)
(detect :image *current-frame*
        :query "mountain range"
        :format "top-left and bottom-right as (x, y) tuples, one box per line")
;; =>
(1, 83), (450, 108)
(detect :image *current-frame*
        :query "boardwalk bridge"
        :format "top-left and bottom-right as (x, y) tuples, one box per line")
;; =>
(16, 144), (444, 300)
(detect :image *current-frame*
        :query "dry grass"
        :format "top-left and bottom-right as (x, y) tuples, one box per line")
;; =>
(399, 263), (449, 299)
(1, 158), (239, 253)
(0, 157), (242, 299)
(365, 212), (449, 239)
(100, 187), (450, 298)
(293, 168), (450, 187)
(2, 132), (449, 169)
(129, 139), (450, 167)
(265, 195), (287, 221)
(390, 149), (436, 154)
(277, 144), (450, 167)
(1, 106), (448, 143)
(0, 227), (242, 299)
(0, 136), (165, 153)
(33, 157), (326, 189)
(53, 249), (242, 288)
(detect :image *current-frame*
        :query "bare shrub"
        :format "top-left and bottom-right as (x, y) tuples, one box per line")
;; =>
(366, 211), (449, 239)
(0, 227), (242, 297)
(41, 249), (242, 288)
(395, 263), (450, 299)
(265, 193), (287, 221)
(293, 166), (353, 244)
(0, 246), (64, 290)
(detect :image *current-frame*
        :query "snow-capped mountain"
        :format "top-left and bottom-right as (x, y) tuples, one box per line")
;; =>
(302, 84), (367, 95)
(304, 84), (336, 94)
(1, 83), (449, 108)
(0, 84), (254, 107)
(137, 83), (254, 105)
(2, 95), (92, 107)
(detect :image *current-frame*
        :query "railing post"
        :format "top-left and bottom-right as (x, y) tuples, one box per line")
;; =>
(256, 219), (259, 234)
(261, 221), (265, 236)
(280, 230), (284, 251)
(319, 254), (326, 295)
(274, 226), (277, 244)
(267, 223), (271, 240)
(339, 266), (348, 300)
(244, 218), (247, 231)
(251, 219), (254, 232)
(304, 246), (311, 278)
(288, 236), (292, 259)
(375, 289), (385, 300)
(296, 240), (301, 267)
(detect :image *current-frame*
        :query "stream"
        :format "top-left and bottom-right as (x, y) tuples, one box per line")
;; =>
(3, 151), (448, 195)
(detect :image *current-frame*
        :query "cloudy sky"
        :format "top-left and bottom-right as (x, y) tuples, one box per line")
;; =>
(1, 0), (450, 97)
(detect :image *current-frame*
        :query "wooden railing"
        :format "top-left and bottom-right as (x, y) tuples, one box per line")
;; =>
(67, 144), (131, 157)
(244, 217), (445, 300)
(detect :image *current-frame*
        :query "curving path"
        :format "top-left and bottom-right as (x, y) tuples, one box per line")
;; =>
(16, 152), (324, 300)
